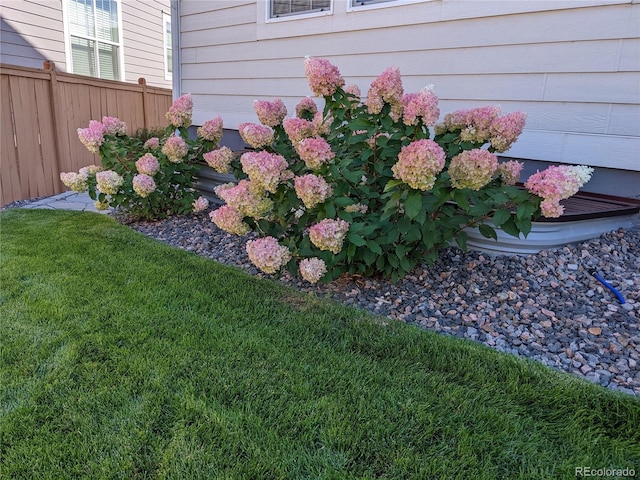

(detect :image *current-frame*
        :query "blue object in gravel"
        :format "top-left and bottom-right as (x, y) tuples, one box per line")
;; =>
(588, 269), (626, 304)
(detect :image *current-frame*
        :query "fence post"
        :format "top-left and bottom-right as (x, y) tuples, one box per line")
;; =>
(138, 77), (149, 130)
(44, 61), (65, 188)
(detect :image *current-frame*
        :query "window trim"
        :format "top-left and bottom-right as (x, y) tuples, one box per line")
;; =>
(162, 10), (172, 81)
(266, 0), (333, 23)
(62, 0), (125, 81)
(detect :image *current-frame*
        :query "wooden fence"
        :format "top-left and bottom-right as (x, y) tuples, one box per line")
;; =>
(1, 62), (172, 207)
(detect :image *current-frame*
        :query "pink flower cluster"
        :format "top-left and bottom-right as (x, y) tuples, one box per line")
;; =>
(254, 98), (287, 127)
(295, 137), (335, 170)
(309, 218), (350, 254)
(166, 94), (193, 128)
(448, 149), (499, 191)
(135, 153), (160, 176)
(77, 120), (105, 154)
(344, 203), (368, 214)
(304, 57), (345, 97)
(295, 97), (318, 118)
(366, 66), (404, 121)
(95, 170), (124, 194)
(204, 146), (234, 173)
(197, 117), (224, 143)
(60, 172), (88, 192)
(192, 196), (210, 213)
(240, 151), (289, 193)
(524, 165), (593, 218)
(209, 205), (250, 235)
(143, 137), (160, 149)
(497, 160), (524, 185)
(101, 116), (127, 136)
(391, 139), (446, 191)
(246, 236), (292, 274)
(132, 174), (156, 197)
(215, 180), (273, 218)
(79, 165), (102, 177)
(299, 257), (327, 284)
(283, 117), (315, 145)
(437, 106), (500, 144)
(402, 87), (440, 126)
(162, 135), (188, 163)
(489, 112), (527, 153)
(238, 123), (275, 148)
(344, 84), (361, 99)
(294, 174), (333, 209)
(312, 112), (332, 136)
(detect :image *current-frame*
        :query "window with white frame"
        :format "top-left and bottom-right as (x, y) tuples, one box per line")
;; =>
(270, 0), (331, 18)
(162, 11), (172, 80)
(66, 0), (122, 81)
(351, 0), (401, 7)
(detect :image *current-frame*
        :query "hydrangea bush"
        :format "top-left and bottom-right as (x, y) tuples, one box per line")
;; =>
(206, 57), (593, 283)
(60, 95), (213, 219)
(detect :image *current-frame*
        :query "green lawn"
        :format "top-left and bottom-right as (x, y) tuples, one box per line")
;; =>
(1, 209), (638, 479)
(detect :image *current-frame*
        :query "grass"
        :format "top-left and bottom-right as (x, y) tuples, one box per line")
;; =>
(1, 209), (639, 479)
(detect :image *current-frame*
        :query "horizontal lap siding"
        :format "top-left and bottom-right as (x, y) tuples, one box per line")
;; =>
(121, 0), (172, 88)
(179, 1), (640, 171)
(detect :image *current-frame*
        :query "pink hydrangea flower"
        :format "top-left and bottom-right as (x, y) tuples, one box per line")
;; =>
(540, 199), (565, 218)
(436, 106), (501, 144)
(240, 151), (289, 193)
(295, 137), (335, 170)
(60, 171), (88, 192)
(366, 66), (404, 121)
(78, 165), (102, 177)
(162, 135), (188, 163)
(294, 174), (333, 209)
(77, 120), (105, 154)
(344, 203), (368, 214)
(197, 117), (224, 143)
(135, 153), (160, 176)
(238, 123), (275, 149)
(295, 97), (318, 118)
(391, 139), (446, 191)
(402, 87), (440, 126)
(101, 116), (126, 135)
(496, 160), (524, 185)
(283, 117), (315, 145)
(524, 165), (593, 217)
(246, 236), (292, 274)
(209, 205), (251, 235)
(304, 57), (345, 97)
(309, 218), (350, 254)
(448, 149), (499, 191)
(299, 257), (327, 284)
(204, 146), (234, 174)
(95, 170), (124, 195)
(489, 111), (527, 153)
(254, 98), (287, 127)
(166, 93), (193, 128)
(311, 112), (332, 136)
(143, 137), (160, 149)
(132, 174), (156, 198)
(344, 84), (361, 98)
(192, 195), (210, 213)
(216, 179), (274, 218)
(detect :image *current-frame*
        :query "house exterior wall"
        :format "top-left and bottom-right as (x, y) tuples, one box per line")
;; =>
(0, 0), (172, 89)
(178, 0), (640, 196)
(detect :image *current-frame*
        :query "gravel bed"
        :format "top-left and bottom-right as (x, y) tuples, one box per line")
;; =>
(126, 211), (640, 397)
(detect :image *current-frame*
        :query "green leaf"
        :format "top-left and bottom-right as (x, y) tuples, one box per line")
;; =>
(347, 233), (367, 246)
(500, 218), (521, 238)
(492, 209), (512, 228)
(367, 240), (382, 255)
(452, 190), (470, 211)
(384, 179), (403, 193)
(455, 231), (469, 251)
(405, 190), (423, 220)
(348, 118), (374, 131)
(478, 224), (498, 240)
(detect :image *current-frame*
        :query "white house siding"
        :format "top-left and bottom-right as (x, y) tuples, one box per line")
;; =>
(0, 0), (67, 69)
(1, 0), (171, 89)
(121, 0), (172, 88)
(179, 0), (640, 195)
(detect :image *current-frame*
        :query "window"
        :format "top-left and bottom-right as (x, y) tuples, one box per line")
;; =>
(270, 0), (331, 18)
(162, 11), (172, 80)
(66, 0), (122, 80)
(351, 0), (393, 5)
